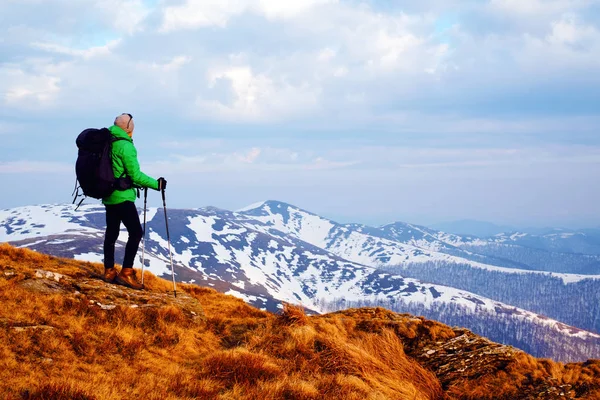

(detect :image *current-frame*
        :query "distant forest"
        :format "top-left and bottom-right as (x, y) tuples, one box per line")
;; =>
(381, 261), (600, 334)
(459, 243), (600, 274)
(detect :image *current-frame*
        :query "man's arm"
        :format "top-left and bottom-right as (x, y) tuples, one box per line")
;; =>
(121, 143), (159, 190)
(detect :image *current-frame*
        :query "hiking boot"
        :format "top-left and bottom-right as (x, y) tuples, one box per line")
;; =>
(103, 268), (118, 283)
(115, 268), (144, 290)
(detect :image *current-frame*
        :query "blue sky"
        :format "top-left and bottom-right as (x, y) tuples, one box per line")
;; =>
(1, 0), (599, 228)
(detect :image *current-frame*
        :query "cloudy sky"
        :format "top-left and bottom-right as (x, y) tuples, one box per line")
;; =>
(1, 0), (599, 228)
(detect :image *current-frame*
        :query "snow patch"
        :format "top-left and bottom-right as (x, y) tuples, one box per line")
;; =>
(74, 252), (103, 263)
(0, 204), (102, 242)
(236, 201), (266, 213)
(142, 207), (158, 223)
(226, 289), (259, 304)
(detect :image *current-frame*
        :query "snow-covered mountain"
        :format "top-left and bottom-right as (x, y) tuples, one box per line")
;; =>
(1, 202), (600, 361)
(236, 201), (600, 337)
(238, 201), (600, 278)
(240, 201), (518, 270)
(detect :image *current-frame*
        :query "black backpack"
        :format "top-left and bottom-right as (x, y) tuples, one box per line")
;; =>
(72, 128), (129, 208)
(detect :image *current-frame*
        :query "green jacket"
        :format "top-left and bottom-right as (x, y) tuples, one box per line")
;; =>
(102, 125), (158, 205)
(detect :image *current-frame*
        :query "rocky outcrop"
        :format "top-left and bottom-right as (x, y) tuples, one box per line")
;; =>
(329, 308), (600, 399)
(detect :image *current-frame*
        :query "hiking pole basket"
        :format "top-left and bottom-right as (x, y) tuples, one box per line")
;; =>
(141, 188), (148, 286)
(162, 187), (177, 297)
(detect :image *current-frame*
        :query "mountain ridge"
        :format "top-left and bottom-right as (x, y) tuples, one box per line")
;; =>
(429, 219), (517, 238)
(236, 200), (600, 277)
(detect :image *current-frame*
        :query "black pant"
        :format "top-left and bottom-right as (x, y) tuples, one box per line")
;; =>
(104, 201), (143, 270)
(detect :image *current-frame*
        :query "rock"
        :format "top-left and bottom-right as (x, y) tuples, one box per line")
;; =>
(12, 325), (54, 333)
(35, 269), (64, 282)
(93, 301), (116, 310)
(19, 279), (67, 294)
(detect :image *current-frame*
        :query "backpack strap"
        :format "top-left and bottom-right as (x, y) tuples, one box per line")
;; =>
(110, 135), (136, 192)
(111, 136), (128, 144)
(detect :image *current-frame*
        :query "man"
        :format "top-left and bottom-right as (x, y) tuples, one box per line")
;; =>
(102, 113), (166, 290)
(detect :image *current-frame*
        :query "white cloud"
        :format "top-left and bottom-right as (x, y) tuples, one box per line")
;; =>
(0, 161), (71, 174)
(159, 138), (225, 149)
(205, 65), (270, 117)
(239, 147), (262, 163)
(304, 157), (359, 170)
(256, 0), (337, 20)
(161, 0), (247, 31)
(372, 30), (425, 70)
(32, 39), (122, 59)
(148, 141), (600, 176)
(2, 66), (61, 106)
(546, 16), (598, 45)
(144, 145), (357, 175)
(198, 64), (320, 121)
(489, 0), (591, 16)
(510, 17), (600, 74)
(160, 0), (337, 31)
(1, 0), (599, 126)
(142, 143), (600, 212)
(93, 0), (151, 34)
(317, 48), (336, 62)
(142, 56), (192, 75)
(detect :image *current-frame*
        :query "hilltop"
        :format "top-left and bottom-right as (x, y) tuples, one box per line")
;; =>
(0, 244), (599, 399)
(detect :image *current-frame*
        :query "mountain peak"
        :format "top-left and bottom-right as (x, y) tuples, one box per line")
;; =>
(237, 200), (304, 213)
(237, 200), (322, 221)
(236, 200), (269, 213)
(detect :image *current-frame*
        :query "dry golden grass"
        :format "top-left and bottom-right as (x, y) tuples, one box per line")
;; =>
(0, 244), (444, 399)
(0, 243), (598, 399)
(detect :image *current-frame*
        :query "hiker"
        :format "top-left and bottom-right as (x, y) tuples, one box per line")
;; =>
(102, 113), (167, 290)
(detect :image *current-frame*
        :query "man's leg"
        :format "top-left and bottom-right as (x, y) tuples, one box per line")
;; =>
(120, 201), (143, 269)
(103, 204), (121, 282)
(115, 201), (144, 290)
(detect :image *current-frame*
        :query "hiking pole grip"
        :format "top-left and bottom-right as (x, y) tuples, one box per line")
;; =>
(161, 187), (177, 298)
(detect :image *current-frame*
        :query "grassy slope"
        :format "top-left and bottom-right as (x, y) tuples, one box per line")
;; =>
(0, 244), (598, 400)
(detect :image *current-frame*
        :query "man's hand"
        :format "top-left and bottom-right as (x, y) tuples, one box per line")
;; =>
(157, 177), (167, 191)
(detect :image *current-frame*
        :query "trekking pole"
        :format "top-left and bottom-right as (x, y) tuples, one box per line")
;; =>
(141, 188), (148, 286)
(161, 187), (177, 297)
